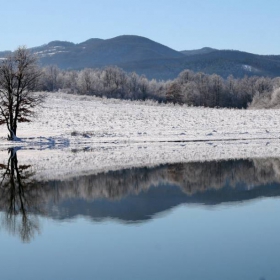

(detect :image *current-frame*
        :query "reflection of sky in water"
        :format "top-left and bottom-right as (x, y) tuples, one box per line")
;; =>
(1, 151), (280, 279)
(0, 198), (280, 280)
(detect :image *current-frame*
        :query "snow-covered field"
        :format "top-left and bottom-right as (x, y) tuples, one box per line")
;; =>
(1, 92), (280, 180)
(0, 92), (280, 145)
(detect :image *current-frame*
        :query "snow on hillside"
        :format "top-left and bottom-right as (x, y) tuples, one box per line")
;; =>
(1, 92), (280, 180)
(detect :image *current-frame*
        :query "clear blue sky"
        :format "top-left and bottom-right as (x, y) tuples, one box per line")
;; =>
(1, 0), (279, 54)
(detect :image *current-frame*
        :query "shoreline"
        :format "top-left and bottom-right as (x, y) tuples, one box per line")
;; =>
(1, 139), (280, 182)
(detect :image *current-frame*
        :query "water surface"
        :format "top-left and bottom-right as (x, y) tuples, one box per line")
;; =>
(0, 149), (280, 280)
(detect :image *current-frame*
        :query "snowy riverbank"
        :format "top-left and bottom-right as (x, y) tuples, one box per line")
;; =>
(0, 92), (280, 180)
(1, 140), (280, 182)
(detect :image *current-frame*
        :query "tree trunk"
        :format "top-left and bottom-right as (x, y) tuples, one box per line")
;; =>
(8, 128), (19, 141)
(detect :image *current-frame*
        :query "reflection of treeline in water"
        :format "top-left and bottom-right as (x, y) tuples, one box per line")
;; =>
(168, 158), (280, 194)
(1, 154), (280, 206)
(34, 158), (280, 201)
(1, 150), (280, 241)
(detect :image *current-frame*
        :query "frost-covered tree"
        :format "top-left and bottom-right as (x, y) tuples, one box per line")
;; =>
(182, 81), (200, 106)
(0, 47), (42, 140)
(209, 74), (224, 107)
(41, 65), (60, 91)
(178, 69), (194, 84)
(36, 63), (280, 108)
(77, 68), (95, 95)
(166, 82), (183, 104)
(255, 77), (273, 94)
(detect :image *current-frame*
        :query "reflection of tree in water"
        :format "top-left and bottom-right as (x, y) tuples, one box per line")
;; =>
(0, 148), (44, 242)
(167, 158), (280, 195)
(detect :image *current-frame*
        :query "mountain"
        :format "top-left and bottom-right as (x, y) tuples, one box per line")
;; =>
(1, 35), (280, 80)
(119, 49), (280, 80)
(180, 47), (217, 56)
(27, 35), (185, 71)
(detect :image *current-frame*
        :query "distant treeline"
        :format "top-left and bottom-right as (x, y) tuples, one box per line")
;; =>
(38, 65), (280, 108)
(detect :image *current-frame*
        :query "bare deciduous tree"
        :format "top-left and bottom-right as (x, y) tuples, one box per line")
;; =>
(0, 47), (42, 140)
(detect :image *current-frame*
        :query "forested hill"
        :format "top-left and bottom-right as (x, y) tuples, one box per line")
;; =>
(119, 50), (280, 80)
(1, 35), (280, 80)
(180, 47), (217, 56)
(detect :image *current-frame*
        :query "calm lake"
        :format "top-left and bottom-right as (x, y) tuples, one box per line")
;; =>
(0, 148), (280, 280)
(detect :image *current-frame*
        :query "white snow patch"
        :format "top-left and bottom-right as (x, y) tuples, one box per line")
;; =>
(242, 64), (259, 73)
(242, 64), (253, 71)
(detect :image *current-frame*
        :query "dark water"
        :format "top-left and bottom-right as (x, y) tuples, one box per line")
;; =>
(1, 149), (280, 280)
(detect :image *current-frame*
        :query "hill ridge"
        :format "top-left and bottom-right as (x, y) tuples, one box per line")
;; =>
(1, 35), (280, 79)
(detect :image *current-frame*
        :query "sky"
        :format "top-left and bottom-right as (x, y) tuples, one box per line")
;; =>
(1, 0), (280, 54)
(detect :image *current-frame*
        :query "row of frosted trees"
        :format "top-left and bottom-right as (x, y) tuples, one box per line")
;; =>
(38, 65), (280, 108)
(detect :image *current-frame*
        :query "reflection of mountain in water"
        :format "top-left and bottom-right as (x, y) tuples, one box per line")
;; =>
(41, 158), (280, 222)
(2, 150), (280, 230)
